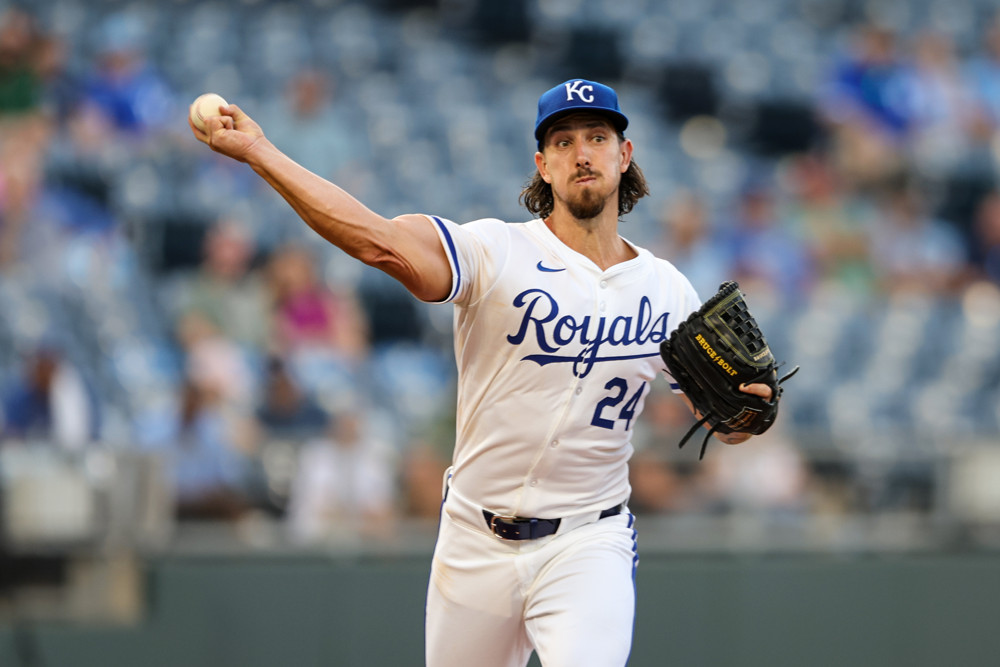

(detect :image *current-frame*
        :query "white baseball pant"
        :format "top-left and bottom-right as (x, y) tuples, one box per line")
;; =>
(425, 478), (638, 667)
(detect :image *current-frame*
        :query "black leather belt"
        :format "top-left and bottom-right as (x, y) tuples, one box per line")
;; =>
(482, 504), (623, 540)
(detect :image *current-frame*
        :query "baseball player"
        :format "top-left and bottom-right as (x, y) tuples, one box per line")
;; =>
(189, 78), (773, 667)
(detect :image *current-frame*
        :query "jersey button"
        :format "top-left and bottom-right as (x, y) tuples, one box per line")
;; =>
(575, 387), (582, 395)
(551, 440), (559, 448)
(530, 479), (538, 487)
(599, 301), (606, 312)
(600, 280), (608, 289)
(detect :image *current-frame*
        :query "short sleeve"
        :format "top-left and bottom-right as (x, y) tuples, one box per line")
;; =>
(423, 215), (511, 306)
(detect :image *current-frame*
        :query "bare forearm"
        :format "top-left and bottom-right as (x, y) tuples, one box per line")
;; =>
(191, 104), (452, 301)
(245, 140), (387, 261)
(245, 142), (450, 300)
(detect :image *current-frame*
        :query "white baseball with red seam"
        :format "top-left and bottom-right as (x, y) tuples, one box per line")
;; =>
(189, 93), (228, 132)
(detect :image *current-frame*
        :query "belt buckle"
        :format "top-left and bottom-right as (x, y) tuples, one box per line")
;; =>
(489, 514), (520, 539)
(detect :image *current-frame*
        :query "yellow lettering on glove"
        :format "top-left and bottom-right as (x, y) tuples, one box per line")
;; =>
(696, 334), (738, 376)
(716, 357), (738, 376)
(695, 333), (717, 360)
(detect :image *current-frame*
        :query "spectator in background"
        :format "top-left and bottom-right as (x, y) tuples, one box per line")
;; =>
(783, 153), (876, 296)
(629, 384), (811, 518)
(357, 267), (430, 349)
(688, 424), (811, 518)
(266, 242), (369, 363)
(970, 191), (1000, 285)
(0, 7), (43, 116)
(33, 28), (78, 124)
(25, 85), (136, 267)
(650, 189), (730, 298)
(905, 30), (978, 177)
(254, 355), (328, 441)
(628, 449), (684, 515)
(724, 182), (813, 303)
(285, 404), (397, 543)
(1, 343), (99, 450)
(0, 115), (129, 284)
(964, 15), (1000, 134)
(0, 7), (79, 122)
(80, 12), (176, 138)
(258, 69), (369, 185)
(135, 378), (254, 521)
(818, 23), (912, 187)
(264, 243), (370, 403)
(0, 118), (50, 268)
(628, 385), (691, 514)
(174, 309), (258, 417)
(168, 217), (271, 356)
(0, 7), (53, 269)
(869, 175), (967, 296)
(39, 97), (116, 214)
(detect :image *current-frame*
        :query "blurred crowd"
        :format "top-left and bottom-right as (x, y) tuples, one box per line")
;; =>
(2, 2), (1000, 544)
(653, 19), (1000, 304)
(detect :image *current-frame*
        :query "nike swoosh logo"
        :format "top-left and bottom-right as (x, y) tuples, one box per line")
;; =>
(536, 261), (566, 273)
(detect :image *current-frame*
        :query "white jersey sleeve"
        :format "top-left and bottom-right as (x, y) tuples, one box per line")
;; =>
(422, 215), (511, 306)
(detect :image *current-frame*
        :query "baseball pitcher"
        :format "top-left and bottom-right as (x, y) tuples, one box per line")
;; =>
(189, 78), (787, 667)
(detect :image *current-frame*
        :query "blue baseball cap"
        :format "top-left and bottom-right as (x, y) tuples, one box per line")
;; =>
(534, 79), (629, 147)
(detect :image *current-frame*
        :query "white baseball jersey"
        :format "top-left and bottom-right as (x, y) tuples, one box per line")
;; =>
(426, 215), (701, 518)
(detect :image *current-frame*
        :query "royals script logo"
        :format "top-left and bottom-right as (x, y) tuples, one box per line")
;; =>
(506, 289), (669, 377)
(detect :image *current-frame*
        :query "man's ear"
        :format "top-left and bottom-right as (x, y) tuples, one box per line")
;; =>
(534, 151), (553, 184)
(620, 138), (633, 174)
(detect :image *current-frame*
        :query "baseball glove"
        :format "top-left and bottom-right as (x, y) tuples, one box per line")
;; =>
(659, 281), (798, 460)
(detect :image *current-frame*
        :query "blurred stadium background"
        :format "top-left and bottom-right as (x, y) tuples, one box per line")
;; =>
(2, 0), (1000, 665)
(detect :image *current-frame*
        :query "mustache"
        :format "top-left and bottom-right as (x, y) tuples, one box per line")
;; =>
(573, 168), (598, 180)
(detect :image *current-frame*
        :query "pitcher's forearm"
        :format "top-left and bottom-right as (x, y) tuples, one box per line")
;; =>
(191, 104), (449, 299)
(244, 140), (387, 261)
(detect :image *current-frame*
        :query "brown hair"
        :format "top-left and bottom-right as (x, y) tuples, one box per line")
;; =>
(519, 138), (649, 219)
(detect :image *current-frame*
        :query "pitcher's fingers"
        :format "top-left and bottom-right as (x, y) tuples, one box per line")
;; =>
(720, 432), (752, 445)
(739, 382), (773, 400)
(205, 115), (227, 133)
(188, 116), (209, 143)
(224, 103), (250, 123)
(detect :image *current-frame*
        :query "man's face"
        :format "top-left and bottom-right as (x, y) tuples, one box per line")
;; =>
(536, 113), (632, 221)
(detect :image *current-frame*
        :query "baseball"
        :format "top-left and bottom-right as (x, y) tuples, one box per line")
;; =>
(189, 93), (229, 132)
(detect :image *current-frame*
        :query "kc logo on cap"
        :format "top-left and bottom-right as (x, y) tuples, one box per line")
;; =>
(564, 80), (595, 103)
(534, 79), (629, 146)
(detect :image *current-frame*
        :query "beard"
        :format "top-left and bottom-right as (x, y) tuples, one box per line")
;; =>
(565, 189), (607, 220)
(559, 170), (616, 220)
